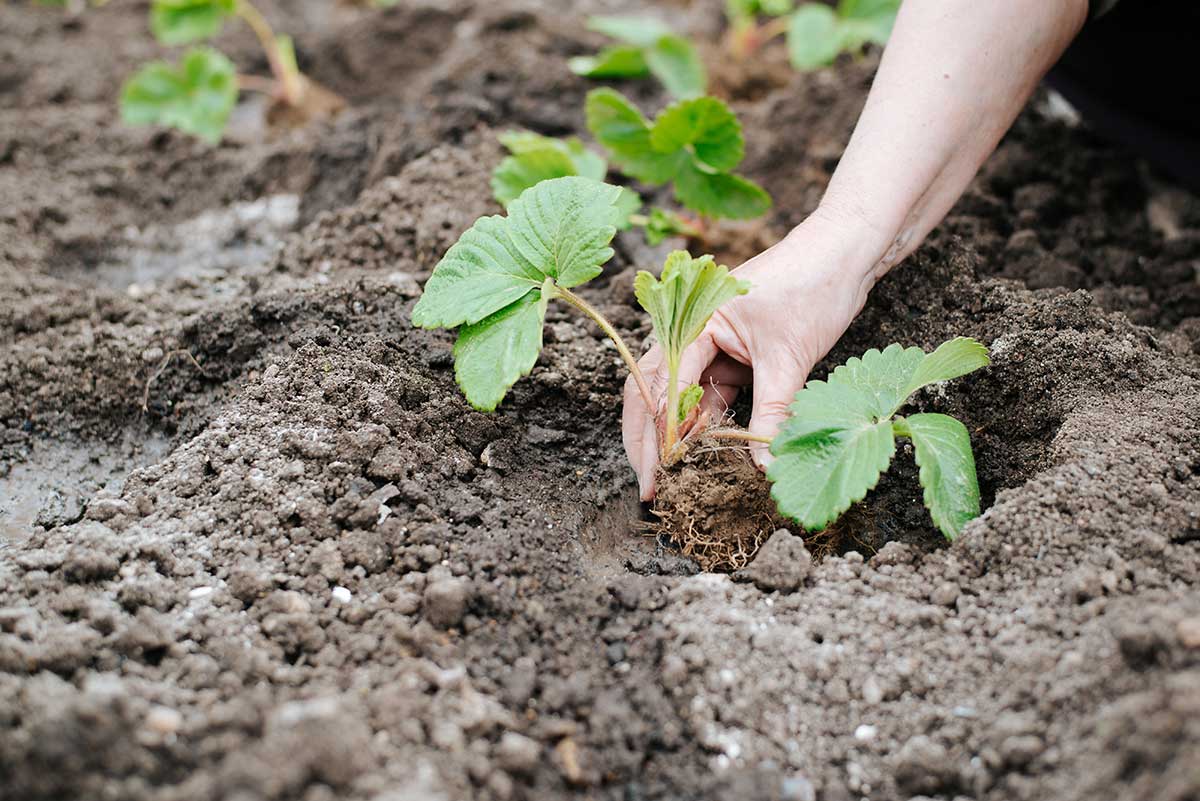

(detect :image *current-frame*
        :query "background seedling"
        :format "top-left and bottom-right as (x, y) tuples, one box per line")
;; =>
(723, 0), (899, 69)
(767, 338), (990, 539)
(491, 130), (701, 244)
(586, 88), (771, 224)
(569, 15), (706, 100)
(121, 0), (344, 143)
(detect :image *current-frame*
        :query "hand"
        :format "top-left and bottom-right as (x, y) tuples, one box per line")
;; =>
(622, 211), (885, 500)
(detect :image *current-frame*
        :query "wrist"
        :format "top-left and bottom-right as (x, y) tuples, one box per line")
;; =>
(779, 201), (898, 306)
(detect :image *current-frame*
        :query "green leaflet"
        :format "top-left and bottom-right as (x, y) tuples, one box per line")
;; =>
(150, 0), (235, 45)
(412, 177), (625, 410)
(586, 89), (771, 220)
(768, 338), (989, 537)
(633, 251), (750, 367)
(786, 0), (899, 70)
(572, 15), (706, 99)
(643, 208), (698, 245)
(677, 384), (704, 424)
(119, 47), (238, 144)
(727, 0), (795, 18)
(898, 413), (981, 540)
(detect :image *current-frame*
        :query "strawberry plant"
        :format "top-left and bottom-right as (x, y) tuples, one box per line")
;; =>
(411, 176), (742, 471)
(723, 0), (899, 69)
(585, 88), (771, 222)
(569, 16), (706, 101)
(491, 130), (700, 244)
(120, 0), (343, 143)
(766, 338), (990, 539)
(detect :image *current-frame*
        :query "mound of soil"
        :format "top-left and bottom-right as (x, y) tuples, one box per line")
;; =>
(2, 2), (1199, 801)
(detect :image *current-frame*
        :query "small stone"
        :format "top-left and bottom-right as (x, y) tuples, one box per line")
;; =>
(740, 530), (811, 593)
(331, 586), (352, 604)
(144, 705), (183, 736)
(423, 577), (471, 629)
(780, 774), (816, 801)
(930, 582), (960, 607)
(141, 346), (165, 364)
(854, 724), (877, 742)
(188, 586), (214, 600)
(861, 676), (884, 705)
(494, 732), (540, 775)
(1177, 617), (1200, 649)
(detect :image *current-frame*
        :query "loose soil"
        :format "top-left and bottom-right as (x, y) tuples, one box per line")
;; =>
(2, 2), (1199, 800)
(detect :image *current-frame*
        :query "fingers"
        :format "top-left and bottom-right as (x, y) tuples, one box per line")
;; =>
(698, 353), (751, 423)
(622, 345), (664, 500)
(748, 356), (810, 469)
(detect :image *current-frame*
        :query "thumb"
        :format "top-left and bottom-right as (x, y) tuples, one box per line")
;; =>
(748, 358), (809, 469)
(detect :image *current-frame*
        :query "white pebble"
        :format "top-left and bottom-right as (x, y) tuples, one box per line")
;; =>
(854, 724), (877, 742)
(188, 586), (214, 599)
(331, 586), (352, 603)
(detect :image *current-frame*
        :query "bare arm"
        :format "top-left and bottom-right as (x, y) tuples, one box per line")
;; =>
(624, 0), (1089, 499)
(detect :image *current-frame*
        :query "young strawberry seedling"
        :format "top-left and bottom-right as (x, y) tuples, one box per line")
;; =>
(723, 0), (899, 70)
(491, 130), (701, 244)
(120, 0), (343, 143)
(766, 338), (990, 539)
(569, 16), (707, 101)
(412, 175), (743, 469)
(585, 88), (772, 225)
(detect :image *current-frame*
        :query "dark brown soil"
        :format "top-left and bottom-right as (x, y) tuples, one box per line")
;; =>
(3, 2), (1200, 801)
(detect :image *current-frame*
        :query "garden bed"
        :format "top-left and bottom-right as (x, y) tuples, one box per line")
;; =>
(2, 1), (1199, 799)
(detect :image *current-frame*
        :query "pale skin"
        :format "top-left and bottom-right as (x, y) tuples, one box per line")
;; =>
(624, 0), (1090, 500)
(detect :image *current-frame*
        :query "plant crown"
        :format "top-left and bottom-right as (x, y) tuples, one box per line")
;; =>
(634, 252), (749, 452)
(586, 88), (771, 221)
(767, 337), (989, 540)
(569, 15), (707, 101)
(787, 0), (900, 70)
(120, 47), (238, 144)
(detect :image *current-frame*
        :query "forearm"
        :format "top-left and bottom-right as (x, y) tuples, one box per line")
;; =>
(812, 0), (1088, 288)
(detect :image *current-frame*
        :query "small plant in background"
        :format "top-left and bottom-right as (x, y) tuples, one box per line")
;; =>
(767, 338), (990, 539)
(569, 16), (706, 101)
(586, 88), (771, 224)
(120, 0), (343, 143)
(490, 130), (700, 244)
(724, 0), (900, 70)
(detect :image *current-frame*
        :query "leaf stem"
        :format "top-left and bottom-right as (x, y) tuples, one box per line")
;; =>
(554, 286), (656, 416)
(891, 416), (911, 437)
(235, 0), (303, 106)
(705, 428), (774, 445)
(664, 360), (680, 455)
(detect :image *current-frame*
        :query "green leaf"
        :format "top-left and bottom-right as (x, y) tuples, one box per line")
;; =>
(491, 149), (580, 208)
(588, 89), (771, 221)
(586, 89), (682, 184)
(452, 292), (547, 412)
(675, 166), (771, 220)
(767, 377), (897, 529)
(119, 47), (237, 144)
(642, 207), (697, 245)
(150, 0), (235, 45)
(837, 0), (899, 22)
(586, 15), (674, 48)
(650, 97), (743, 171)
(903, 336), (990, 397)
(568, 46), (650, 79)
(634, 250), (750, 367)
(677, 383), (704, 423)
(498, 132), (607, 180)
(900, 413), (981, 540)
(413, 177), (625, 410)
(644, 35), (707, 99)
(786, 4), (841, 69)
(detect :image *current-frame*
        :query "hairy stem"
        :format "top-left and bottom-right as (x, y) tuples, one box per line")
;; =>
(664, 360), (680, 456)
(705, 428), (774, 445)
(235, 0), (303, 105)
(554, 286), (656, 416)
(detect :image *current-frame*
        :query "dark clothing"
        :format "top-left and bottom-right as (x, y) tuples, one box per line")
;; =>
(1048, 0), (1200, 191)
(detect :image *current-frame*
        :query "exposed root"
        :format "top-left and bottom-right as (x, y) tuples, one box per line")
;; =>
(141, 349), (208, 414)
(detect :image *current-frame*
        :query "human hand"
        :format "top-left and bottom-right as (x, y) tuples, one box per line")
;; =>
(622, 211), (885, 500)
